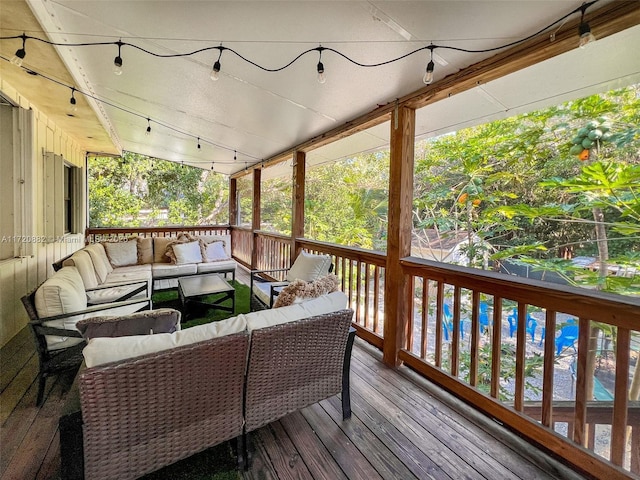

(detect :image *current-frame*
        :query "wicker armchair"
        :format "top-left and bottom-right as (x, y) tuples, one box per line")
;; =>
(21, 286), (151, 406)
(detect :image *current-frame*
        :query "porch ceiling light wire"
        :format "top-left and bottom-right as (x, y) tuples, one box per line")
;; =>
(0, 1), (598, 75)
(0, 54), (260, 166)
(0, 0), (598, 170)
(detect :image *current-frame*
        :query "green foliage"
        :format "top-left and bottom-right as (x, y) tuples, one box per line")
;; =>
(88, 152), (229, 227)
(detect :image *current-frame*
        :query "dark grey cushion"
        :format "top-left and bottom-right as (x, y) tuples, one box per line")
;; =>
(76, 308), (181, 340)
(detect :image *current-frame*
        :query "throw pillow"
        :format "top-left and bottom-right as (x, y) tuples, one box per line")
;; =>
(273, 274), (339, 308)
(137, 237), (154, 264)
(202, 240), (230, 262)
(77, 308), (181, 339)
(164, 233), (198, 263)
(153, 237), (174, 263)
(103, 238), (138, 267)
(285, 251), (332, 282)
(172, 240), (203, 265)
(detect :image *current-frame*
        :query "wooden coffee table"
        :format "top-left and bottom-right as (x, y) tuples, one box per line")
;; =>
(178, 274), (235, 318)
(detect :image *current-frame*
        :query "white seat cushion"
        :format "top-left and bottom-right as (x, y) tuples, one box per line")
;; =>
(196, 259), (236, 274)
(86, 282), (148, 304)
(286, 251), (332, 282)
(152, 263), (198, 278)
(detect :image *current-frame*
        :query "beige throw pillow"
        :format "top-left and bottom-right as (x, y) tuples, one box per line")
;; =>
(103, 239), (138, 267)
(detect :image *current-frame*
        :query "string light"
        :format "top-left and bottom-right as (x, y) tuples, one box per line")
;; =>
(145, 118), (151, 136)
(113, 40), (123, 75)
(234, 150), (237, 162)
(10, 33), (26, 66)
(68, 87), (78, 115)
(317, 47), (326, 84)
(0, 1), (600, 86)
(197, 137), (201, 149)
(210, 161), (215, 170)
(578, 2), (597, 48)
(423, 45), (435, 85)
(210, 47), (223, 81)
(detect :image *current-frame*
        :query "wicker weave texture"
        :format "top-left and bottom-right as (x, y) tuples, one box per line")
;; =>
(80, 331), (248, 480)
(244, 309), (353, 432)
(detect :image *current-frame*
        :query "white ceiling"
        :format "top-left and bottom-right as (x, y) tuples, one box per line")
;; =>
(20, 0), (638, 176)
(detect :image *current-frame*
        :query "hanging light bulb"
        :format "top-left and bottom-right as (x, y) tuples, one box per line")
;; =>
(210, 47), (223, 81)
(578, 3), (596, 49)
(197, 137), (201, 149)
(316, 47), (326, 84)
(145, 118), (151, 136)
(233, 150), (237, 162)
(11, 34), (27, 67)
(68, 88), (78, 115)
(423, 46), (435, 84)
(578, 22), (596, 48)
(210, 161), (215, 171)
(113, 41), (123, 75)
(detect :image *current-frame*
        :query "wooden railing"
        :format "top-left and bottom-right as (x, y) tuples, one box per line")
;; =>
(230, 227), (252, 267)
(297, 239), (386, 348)
(85, 225), (230, 243)
(400, 256), (640, 478)
(254, 231), (292, 273)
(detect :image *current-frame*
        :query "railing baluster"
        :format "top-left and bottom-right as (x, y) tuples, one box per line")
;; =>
(364, 263), (371, 330)
(490, 296), (502, 399)
(541, 310), (556, 427)
(452, 286), (461, 377)
(356, 260), (362, 326)
(421, 277), (428, 359)
(470, 291), (480, 387)
(514, 302), (527, 411)
(406, 275), (415, 351)
(435, 282), (444, 368)
(574, 317), (590, 446)
(373, 265), (380, 334)
(611, 327), (630, 466)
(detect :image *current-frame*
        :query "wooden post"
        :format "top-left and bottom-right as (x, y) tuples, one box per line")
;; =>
(383, 105), (415, 367)
(251, 168), (261, 269)
(292, 151), (305, 263)
(229, 177), (237, 226)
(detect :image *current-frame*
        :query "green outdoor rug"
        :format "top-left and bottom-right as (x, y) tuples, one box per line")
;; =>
(152, 280), (251, 328)
(144, 280), (250, 478)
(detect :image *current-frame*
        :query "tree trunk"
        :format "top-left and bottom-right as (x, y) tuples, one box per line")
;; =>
(592, 207), (609, 284)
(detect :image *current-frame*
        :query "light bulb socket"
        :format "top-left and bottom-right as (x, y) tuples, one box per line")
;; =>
(578, 22), (591, 36)
(317, 61), (326, 84)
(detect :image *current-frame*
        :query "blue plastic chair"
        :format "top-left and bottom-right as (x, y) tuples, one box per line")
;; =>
(479, 302), (491, 333)
(442, 304), (465, 341)
(506, 308), (537, 343)
(555, 320), (579, 355)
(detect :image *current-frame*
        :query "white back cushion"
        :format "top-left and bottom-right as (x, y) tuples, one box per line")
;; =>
(35, 266), (87, 318)
(286, 251), (332, 282)
(242, 291), (348, 332)
(85, 243), (113, 282)
(62, 250), (99, 289)
(83, 315), (247, 367)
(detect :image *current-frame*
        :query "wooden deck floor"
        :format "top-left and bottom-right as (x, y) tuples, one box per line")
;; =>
(1, 271), (586, 479)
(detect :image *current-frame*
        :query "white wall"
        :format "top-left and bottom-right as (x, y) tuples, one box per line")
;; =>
(0, 79), (86, 348)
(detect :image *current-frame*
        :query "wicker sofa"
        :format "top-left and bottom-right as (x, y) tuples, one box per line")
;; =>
(60, 291), (355, 480)
(56, 233), (237, 294)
